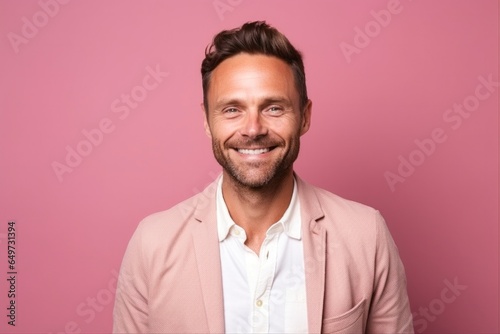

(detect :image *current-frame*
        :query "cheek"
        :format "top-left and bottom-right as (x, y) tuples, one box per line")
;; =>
(209, 120), (238, 141)
(271, 118), (302, 138)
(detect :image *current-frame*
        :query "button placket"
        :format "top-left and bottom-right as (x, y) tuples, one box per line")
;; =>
(252, 233), (281, 332)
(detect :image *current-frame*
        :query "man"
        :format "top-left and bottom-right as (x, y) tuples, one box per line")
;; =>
(113, 21), (413, 333)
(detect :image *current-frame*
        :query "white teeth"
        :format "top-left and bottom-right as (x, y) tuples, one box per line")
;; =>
(238, 148), (270, 155)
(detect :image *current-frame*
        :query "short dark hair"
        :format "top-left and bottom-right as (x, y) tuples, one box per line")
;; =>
(201, 21), (308, 113)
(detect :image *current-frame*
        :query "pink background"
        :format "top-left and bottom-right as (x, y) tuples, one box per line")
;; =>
(0, 0), (498, 333)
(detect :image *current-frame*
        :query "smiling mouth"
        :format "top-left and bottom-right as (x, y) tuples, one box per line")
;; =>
(237, 147), (274, 155)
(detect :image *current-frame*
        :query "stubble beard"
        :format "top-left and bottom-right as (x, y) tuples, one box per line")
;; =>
(211, 137), (300, 190)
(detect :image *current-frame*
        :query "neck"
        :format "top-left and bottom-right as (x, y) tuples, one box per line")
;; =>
(221, 169), (295, 254)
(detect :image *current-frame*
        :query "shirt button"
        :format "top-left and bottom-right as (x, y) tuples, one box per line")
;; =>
(256, 299), (263, 307)
(234, 229), (240, 236)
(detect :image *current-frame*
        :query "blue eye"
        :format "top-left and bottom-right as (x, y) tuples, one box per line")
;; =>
(268, 106), (283, 114)
(222, 107), (240, 118)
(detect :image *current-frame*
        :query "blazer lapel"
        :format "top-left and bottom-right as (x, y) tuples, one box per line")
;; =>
(297, 175), (327, 334)
(192, 178), (225, 333)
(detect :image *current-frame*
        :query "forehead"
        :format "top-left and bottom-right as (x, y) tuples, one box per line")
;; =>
(208, 53), (297, 103)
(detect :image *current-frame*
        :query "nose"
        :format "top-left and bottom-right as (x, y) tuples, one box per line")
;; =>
(240, 110), (268, 139)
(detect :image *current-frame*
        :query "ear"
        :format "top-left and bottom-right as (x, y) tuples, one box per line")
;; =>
(300, 99), (312, 136)
(201, 103), (212, 138)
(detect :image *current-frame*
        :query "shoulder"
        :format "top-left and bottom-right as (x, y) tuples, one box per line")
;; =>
(297, 178), (402, 272)
(298, 177), (380, 222)
(132, 181), (217, 247)
(314, 185), (377, 216)
(140, 193), (200, 229)
(297, 177), (386, 244)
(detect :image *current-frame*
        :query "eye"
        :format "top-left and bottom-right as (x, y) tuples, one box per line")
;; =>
(221, 107), (241, 118)
(224, 107), (239, 113)
(267, 106), (284, 115)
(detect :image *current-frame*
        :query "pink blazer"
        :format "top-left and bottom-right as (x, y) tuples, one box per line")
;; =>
(113, 175), (413, 333)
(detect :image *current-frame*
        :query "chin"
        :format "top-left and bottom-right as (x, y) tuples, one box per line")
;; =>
(230, 173), (271, 189)
(227, 166), (292, 189)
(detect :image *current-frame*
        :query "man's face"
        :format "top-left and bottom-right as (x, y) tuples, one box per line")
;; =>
(203, 53), (311, 188)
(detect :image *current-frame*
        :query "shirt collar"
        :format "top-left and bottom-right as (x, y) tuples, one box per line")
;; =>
(216, 176), (301, 242)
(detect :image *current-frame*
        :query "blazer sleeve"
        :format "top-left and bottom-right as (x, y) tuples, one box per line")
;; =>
(113, 224), (149, 333)
(366, 212), (414, 333)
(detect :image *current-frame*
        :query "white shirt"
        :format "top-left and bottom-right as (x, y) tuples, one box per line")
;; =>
(216, 177), (308, 333)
